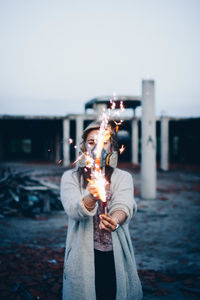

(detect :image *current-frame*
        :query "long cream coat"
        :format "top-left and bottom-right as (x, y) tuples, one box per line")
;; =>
(60, 168), (143, 300)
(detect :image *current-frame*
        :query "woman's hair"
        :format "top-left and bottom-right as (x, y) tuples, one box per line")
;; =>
(81, 120), (118, 152)
(76, 120), (118, 189)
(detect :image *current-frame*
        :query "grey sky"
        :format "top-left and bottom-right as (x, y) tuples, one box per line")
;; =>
(0, 0), (199, 117)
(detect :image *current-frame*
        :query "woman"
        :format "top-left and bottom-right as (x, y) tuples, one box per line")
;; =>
(60, 121), (143, 300)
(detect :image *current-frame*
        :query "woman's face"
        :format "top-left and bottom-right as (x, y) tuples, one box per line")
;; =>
(85, 129), (111, 152)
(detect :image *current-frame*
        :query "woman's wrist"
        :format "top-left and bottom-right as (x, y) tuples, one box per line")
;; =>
(83, 195), (96, 210)
(111, 210), (127, 226)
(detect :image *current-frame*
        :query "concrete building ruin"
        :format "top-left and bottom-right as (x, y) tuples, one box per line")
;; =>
(0, 79), (200, 184)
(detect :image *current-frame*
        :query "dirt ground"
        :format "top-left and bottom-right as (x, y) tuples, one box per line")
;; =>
(0, 163), (200, 300)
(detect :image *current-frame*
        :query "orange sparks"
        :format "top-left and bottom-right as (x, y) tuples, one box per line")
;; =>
(88, 172), (108, 202)
(114, 120), (123, 132)
(119, 145), (125, 154)
(68, 138), (73, 144)
(73, 153), (84, 165)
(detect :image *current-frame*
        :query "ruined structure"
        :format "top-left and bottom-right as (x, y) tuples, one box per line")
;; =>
(0, 79), (199, 193)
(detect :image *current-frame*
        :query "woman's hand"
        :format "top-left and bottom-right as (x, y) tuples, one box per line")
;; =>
(99, 214), (118, 232)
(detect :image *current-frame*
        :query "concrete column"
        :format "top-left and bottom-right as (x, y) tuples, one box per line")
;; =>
(131, 118), (138, 164)
(94, 103), (107, 118)
(76, 115), (83, 158)
(63, 118), (70, 166)
(141, 80), (156, 199)
(0, 133), (4, 161)
(161, 116), (169, 171)
(55, 131), (60, 163)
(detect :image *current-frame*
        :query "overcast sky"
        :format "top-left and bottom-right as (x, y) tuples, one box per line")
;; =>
(0, 0), (199, 117)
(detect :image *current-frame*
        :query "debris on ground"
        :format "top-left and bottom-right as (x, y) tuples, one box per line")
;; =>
(0, 168), (63, 218)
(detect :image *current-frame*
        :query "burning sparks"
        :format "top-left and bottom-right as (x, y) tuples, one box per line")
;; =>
(119, 144), (125, 154)
(114, 120), (123, 132)
(120, 101), (125, 111)
(110, 99), (116, 110)
(73, 153), (84, 165)
(88, 171), (108, 203)
(68, 95), (127, 211)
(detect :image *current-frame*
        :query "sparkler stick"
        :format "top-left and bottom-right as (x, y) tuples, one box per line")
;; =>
(91, 116), (110, 214)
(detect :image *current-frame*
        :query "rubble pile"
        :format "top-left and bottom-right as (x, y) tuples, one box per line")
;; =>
(0, 169), (62, 218)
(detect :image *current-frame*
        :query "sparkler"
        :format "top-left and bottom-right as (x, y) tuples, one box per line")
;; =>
(88, 112), (111, 213)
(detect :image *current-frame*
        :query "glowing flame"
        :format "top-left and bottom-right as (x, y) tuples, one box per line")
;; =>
(73, 153), (84, 165)
(119, 144), (125, 154)
(85, 152), (95, 168)
(110, 99), (116, 110)
(114, 120), (123, 132)
(94, 113), (111, 160)
(87, 112), (112, 203)
(88, 170), (108, 202)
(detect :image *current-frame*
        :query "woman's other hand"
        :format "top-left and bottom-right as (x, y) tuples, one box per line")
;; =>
(99, 214), (118, 232)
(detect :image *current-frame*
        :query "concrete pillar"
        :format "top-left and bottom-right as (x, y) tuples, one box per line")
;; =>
(55, 131), (60, 163)
(161, 116), (169, 171)
(0, 133), (4, 161)
(131, 118), (138, 164)
(76, 115), (83, 158)
(141, 80), (156, 199)
(63, 118), (70, 166)
(93, 103), (107, 118)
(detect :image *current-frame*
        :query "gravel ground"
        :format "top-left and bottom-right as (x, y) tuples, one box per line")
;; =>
(0, 164), (200, 299)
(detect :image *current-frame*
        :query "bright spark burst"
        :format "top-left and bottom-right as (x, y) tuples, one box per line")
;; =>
(119, 144), (125, 154)
(73, 153), (84, 165)
(88, 171), (108, 202)
(85, 152), (95, 168)
(110, 99), (116, 110)
(68, 138), (73, 144)
(120, 101), (125, 111)
(114, 120), (123, 132)
(71, 95), (127, 205)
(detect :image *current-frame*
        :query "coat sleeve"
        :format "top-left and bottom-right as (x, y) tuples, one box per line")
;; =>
(60, 170), (98, 221)
(109, 170), (137, 223)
